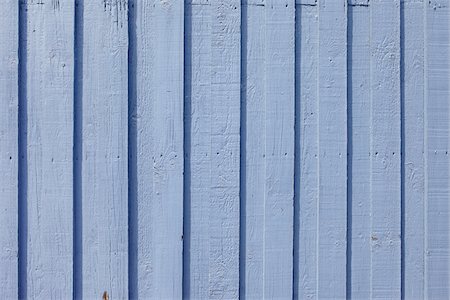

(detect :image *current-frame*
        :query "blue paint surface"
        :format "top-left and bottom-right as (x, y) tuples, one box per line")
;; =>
(0, 0), (448, 299)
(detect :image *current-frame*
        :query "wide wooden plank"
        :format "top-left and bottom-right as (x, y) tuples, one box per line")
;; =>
(242, 1), (295, 298)
(184, 2), (212, 299)
(25, 1), (74, 298)
(81, 1), (128, 298)
(402, 0), (425, 298)
(348, 4), (371, 299)
(134, 1), (184, 298)
(209, 2), (241, 297)
(317, 0), (348, 298)
(425, 1), (450, 298)
(0, 0), (18, 297)
(185, 1), (241, 298)
(241, 2), (265, 298)
(295, 3), (319, 299)
(264, 1), (295, 298)
(370, 0), (401, 298)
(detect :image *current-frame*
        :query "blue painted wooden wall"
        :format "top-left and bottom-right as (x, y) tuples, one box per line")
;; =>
(0, 0), (448, 299)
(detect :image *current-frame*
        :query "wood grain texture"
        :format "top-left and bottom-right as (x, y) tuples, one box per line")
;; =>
(3, 1), (450, 297)
(402, 0), (425, 298)
(242, 1), (295, 299)
(209, 2), (240, 297)
(81, 0), (128, 298)
(0, 0), (18, 297)
(370, 0), (401, 298)
(348, 4), (371, 299)
(135, 1), (184, 298)
(184, 2), (212, 299)
(185, 1), (241, 298)
(263, 1), (295, 298)
(425, 1), (450, 298)
(242, 2), (265, 298)
(25, 0), (74, 297)
(295, 3), (319, 299)
(317, 0), (348, 298)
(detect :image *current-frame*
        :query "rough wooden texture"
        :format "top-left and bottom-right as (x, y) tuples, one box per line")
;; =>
(403, 0), (425, 298)
(295, 2), (319, 299)
(263, 0), (295, 298)
(4, 0), (450, 297)
(242, 2), (265, 298)
(25, 0), (74, 298)
(81, 0), (128, 298)
(184, 2), (212, 299)
(425, 1), (450, 298)
(185, 1), (241, 299)
(348, 4), (371, 298)
(242, 1), (295, 299)
(134, 1), (184, 298)
(0, 0), (18, 298)
(317, 0), (348, 298)
(370, 0), (401, 298)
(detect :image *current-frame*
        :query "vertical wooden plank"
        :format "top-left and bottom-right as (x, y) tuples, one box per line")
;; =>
(348, 3), (371, 299)
(425, 0), (450, 298)
(242, 0), (265, 298)
(402, 0), (425, 298)
(295, 2), (319, 299)
(135, 1), (184, 298)
(242, 0), (295, 297)
(0, 0), (18, 297)
(82, 0), (128, 298)
(184, 1), (211, 298)
(186, 0), (240, 298)
(209, 1), (240, 298)
(264, 0), (295, 298)
(25, 1), (74, 298)
(370, 0), (401, 298)
(242, 1), (296, 297)
(317, 0), (347, 298)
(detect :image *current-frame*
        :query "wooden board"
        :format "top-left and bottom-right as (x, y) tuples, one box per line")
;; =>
(25, 1), (74, 298)
(241, 1), (295, 298)
(295, 2), (319, 299)
(370, 0), (401, 298)
(347, 3), (371, 299)
(402, 0), (425, 298)
(263, 1), (295, 298)
(134, 1), (184, 298)
(0, 0), (18, 298)
(81, 0), (128, 298)
(317, 0), (348, 298)
(185, 1), (241, 298)
(425, 1), (450, 298)
(241, 2), (265, 298)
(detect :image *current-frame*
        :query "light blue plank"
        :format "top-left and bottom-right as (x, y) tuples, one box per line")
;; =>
(186, 1), (241, 298)
(317, 0), (348, 298)
(26, 1), (74, 298)
(263, 1), (295, 299)
(348, 4), (371, 299)
(209, 1), (241, 297)
(0, 0), (18, 297)
(370, 0), (401, 298)
(242, 2), (265, 298)
(135, 1), (184, 298)
(243, 1), (295, 298)
(81, 1), (128, 298)
(425, 1), (450, 298)
(184, 2), (212, 298)
(403, 0), (425, 298)
(295, 3), (319, 299)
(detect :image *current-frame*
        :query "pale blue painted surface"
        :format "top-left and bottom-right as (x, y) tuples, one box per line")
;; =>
(0, 0), (449, 299)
